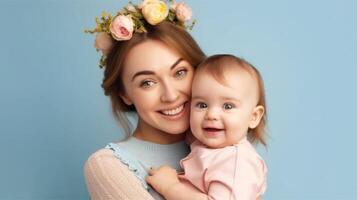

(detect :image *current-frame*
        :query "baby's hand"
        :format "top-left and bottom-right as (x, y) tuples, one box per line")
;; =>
(146, 165), (180, 196)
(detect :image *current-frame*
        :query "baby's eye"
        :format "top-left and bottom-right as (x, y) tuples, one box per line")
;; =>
(175, 69), (187, 78)
(223, 103), (235, 110)
(195, 102), (208, 109)
(140, 80), (155, 88)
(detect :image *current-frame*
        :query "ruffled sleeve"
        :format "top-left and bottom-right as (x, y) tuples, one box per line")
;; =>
(106, 143), (149, 190)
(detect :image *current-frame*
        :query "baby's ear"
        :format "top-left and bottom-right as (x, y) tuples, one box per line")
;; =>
(119, 93), (133, 106)
(249, 105), (265, 129)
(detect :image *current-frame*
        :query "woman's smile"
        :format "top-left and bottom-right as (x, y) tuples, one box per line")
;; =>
(158, 101), (188, 120)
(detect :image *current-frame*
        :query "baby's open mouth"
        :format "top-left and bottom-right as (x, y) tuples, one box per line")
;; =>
(203, 128), (224, 132)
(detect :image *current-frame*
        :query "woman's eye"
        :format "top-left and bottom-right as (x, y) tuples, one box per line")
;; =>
(223, 103), (235, 110)
(195, 102), (207, 109)
(175, 69), (187, 78)
(140, 80), (155, 88)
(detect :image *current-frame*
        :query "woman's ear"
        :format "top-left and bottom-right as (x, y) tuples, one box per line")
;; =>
(120, 93), (133, 106)
(249, 105), (265, 129)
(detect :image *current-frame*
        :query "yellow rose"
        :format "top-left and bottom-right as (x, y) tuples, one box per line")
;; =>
(138, 0), (160, 9)
(141, 0), (169, 25)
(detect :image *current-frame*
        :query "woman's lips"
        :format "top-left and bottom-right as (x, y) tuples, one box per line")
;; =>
(160, 104), (184, 116)
(158, 102), (187, 120)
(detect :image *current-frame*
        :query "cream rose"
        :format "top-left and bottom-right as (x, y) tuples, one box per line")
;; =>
(126, 4), (137, 12)
(174, 3), (192, 22)
(138, 0), (160, 9)
(141, 0), (169, 25)
(110, 15), (134, 41)
(94, 32), (114, 55)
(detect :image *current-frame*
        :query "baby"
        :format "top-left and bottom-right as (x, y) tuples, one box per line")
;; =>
(147, 54), (268, 200)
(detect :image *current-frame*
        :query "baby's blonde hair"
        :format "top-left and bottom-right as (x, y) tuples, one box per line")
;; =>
(195, 54), (267, 146)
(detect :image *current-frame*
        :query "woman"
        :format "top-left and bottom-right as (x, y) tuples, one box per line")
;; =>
(84, 1), (205, 199)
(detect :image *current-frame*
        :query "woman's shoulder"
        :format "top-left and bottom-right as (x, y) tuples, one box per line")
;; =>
(84, 145), (141, 176)
(84, 148), (116, 168)
(84, 142), (149, 190)
(105, 142), (146, 174)
(84, 148), (120, 176)
(84, 142), (134, 167)
(83, 148), (155, 200)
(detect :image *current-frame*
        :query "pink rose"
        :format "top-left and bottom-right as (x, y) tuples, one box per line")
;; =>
(94, 32), (114, 55)
(110, 15), (134, 41)
(174, 3), (192, 22)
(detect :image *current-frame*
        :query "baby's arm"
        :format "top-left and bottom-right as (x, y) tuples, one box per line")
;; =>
(84, 149), (155, 200)
(146, 165), (208, 200)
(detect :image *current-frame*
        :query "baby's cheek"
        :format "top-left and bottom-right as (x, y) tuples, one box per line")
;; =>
(189, 112), (202, 136)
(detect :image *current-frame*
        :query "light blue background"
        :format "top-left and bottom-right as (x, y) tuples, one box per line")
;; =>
(0, 0), (356, 199)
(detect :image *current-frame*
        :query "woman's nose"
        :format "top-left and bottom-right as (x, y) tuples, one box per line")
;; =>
(160, 82), (179, 102)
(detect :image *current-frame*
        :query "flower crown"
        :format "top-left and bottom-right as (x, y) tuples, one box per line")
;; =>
(85, 0), (195, 68)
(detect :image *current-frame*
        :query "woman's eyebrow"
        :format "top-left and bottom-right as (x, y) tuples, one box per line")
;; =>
(131, 58), (184, 81)
(170, 58), (184, 70)
(131, 70), (155, 81)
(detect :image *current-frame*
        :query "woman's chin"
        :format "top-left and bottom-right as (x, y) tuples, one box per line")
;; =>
(162, 122), (189, 135)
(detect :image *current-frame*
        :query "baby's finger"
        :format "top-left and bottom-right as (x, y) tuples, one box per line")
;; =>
(145, 175), (152, 184)
(148, 167), (157, 175)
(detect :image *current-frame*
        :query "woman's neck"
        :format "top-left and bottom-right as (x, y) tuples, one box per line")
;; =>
(133, 119), (185, 144)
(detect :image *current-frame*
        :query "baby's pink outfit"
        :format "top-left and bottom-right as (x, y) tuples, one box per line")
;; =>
(179, 137), (267, 200)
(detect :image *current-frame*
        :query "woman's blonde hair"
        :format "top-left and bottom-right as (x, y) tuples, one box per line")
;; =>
(102, 21), (206, 138)
(195, 54), (267, 146)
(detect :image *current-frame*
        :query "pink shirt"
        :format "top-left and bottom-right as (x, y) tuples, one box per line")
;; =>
(179, 137), (267, 200)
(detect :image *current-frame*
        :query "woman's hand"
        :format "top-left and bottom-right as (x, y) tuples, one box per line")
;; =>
(146, 165), (180, 196)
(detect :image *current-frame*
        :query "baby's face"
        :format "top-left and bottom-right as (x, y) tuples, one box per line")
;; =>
(190, 68), (261, 148)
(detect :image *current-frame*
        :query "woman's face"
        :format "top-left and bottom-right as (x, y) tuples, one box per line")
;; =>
(121, 39), (194, 140)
